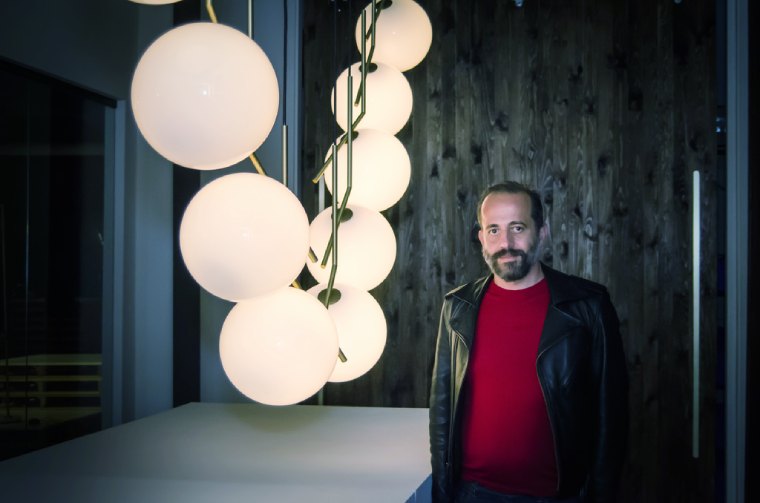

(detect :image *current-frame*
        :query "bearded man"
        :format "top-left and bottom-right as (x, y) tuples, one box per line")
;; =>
(429, 181), (628, 503)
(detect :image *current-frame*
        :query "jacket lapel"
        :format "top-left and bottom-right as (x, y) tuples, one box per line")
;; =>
(539, 265), (585, 354)
(447, 276), (490, 348)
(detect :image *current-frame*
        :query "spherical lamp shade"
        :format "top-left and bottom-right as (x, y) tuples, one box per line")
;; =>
(220, 287), (338, 406)
(307, 283), (387, 383)
(355, 0), (432, 72)
(324, 129), (411, 211)
(332, 62), (412, 135)
(307, 205), (396, 290)
(131, 22), (279, 170)
(179, 173), (309, 301)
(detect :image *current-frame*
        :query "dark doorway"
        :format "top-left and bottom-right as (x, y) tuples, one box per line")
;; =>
(0, 60), (113, 460)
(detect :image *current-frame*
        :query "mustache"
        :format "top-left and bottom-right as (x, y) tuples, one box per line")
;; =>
(491, 248), (527, 260)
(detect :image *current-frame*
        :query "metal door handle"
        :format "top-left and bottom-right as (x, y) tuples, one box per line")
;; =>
(692, 169), (701, 459)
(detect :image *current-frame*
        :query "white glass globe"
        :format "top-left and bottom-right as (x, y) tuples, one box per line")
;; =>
(131, 22), (279, 170)
(179, 173), (309, 301)
(355, 0), (433, 72)
(324, 129), (411, 211)
(307, 283), (387, 383)
(307, 205), (396, 290)
(220, 287), (339, 406)
(332, 61), (412, 135)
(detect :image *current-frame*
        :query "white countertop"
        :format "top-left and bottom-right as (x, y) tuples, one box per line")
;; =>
(0, 402), (432, 502)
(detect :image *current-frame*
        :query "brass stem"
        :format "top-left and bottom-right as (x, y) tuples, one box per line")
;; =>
(321, 138), (348, 366)
(282, 124), (288, 186)
(363, 0), (384, 41)
(313, 133), (348, 183)
(359, 12), (368, 119)
(354, 2), (377, 107)
(320, 74), (354, 269)
(311, 10), (369, 185)
(206, 0), (218, 24)
(248, 153), (266, 176)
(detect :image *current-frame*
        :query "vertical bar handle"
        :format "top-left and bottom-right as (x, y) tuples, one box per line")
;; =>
(692, 169), (701, 459)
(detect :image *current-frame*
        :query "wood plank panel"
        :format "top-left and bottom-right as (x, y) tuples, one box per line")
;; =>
(301, 0), (717, 500)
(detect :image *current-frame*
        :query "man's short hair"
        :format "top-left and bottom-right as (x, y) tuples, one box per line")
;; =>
(476, 181), (544, 229)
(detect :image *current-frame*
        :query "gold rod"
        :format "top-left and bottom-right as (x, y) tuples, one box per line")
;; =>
(344, 73), (354, 228)
(322, 143), (346, 363)
(359, 11), (368, 118)
(312, 9), (369, 185)
(282, 124), (288, 186)
(364, 0), (383, 40)
(320, 74), (354, 268)
(312, 133), (348, 183)
(206, 0), (218, 23)
(248, 153), (266, 176)
(319, 74), (356, 380)
(247, 0), (252, 38)
(322, 143), (339, 291)
(354, 0), (377, 107)
(325, 75), (350, 272)
(369, 0), (378, 58)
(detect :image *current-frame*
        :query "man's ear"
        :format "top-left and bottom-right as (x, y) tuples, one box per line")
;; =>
(477, 228), (485, 247)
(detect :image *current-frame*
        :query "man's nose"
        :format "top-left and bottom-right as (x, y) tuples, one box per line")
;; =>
(504, 231), (516, 248)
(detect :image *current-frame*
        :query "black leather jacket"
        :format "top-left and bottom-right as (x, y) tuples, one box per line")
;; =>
(429, 264), (628, 502)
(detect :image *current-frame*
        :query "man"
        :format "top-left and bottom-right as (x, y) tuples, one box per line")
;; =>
(429, 181), (628, 503)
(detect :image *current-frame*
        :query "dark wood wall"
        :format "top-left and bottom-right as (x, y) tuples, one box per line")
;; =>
(301, 1), (717, 501)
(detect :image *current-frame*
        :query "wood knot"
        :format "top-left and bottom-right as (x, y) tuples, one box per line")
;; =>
(568, 64), (583, 84)
(470, 143), (483, 165)
(430, 161), (440, 178)
(495, 112), (509, 132)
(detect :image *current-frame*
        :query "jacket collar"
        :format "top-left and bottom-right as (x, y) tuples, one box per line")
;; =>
(446, 263), (587, 351)
(447, 263), (587, 306)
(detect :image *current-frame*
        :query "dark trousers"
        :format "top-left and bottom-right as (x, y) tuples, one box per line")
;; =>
(455, 481), (582, 503)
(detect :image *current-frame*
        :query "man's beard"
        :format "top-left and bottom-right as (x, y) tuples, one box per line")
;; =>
(483, 241), (541, 283)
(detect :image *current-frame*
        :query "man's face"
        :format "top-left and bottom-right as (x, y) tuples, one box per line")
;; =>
(478, 191), (544, 285)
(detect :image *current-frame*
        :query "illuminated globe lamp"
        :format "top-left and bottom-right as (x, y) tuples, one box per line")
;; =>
(179, 173), (309, 302)
(220, 287), (339, 406)
(332, 61), (412, 135)
(307, 283), (387, 383)
(355, 0), (433, 72)
(324, 129), (411, 211)
(131, 22), (279, 170)
(307, 205), (396, 291)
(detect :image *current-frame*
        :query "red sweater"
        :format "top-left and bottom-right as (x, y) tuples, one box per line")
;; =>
(460, 278), (557, 497)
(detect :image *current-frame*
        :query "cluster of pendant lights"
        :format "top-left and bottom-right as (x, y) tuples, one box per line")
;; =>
(129, 0), (431, 405)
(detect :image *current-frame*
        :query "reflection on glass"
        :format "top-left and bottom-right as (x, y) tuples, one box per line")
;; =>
(0, 62), (107, 460)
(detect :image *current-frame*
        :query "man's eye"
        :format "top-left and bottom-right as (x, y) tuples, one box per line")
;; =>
(488, 228), (499, 235)
(512, 226), (524, 232)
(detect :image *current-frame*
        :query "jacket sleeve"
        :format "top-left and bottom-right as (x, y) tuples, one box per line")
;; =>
(429, 300), (453, 502)
(586, 289), (629, 502)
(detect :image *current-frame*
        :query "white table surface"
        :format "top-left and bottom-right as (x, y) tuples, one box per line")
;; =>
(0, 402), (432, 502)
